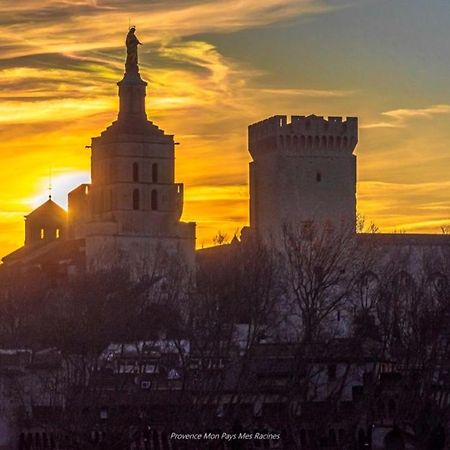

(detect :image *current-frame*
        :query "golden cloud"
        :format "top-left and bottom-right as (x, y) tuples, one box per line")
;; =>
(361, 104), (450, 129)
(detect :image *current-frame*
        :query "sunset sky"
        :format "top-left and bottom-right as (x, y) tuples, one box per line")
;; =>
(1, 0), (450, 255)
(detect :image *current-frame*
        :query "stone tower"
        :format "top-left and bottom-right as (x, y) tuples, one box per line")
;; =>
(248, 115), (357, 242)
(69, 29), (195, 274)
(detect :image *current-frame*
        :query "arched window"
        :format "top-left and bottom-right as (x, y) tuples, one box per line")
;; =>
(343, 136), (348, 147)
(56, 228), (60, 239)
(151, 190), (158, 211)
(307, 136), (313, 147)
(152, 163), (158, 183)
(336, 136), (342, 148)
(300, 135), (306, 148)
(321, 136), (327, 148)
(133, 189), (140, 210)
(133, 162), (139, 182)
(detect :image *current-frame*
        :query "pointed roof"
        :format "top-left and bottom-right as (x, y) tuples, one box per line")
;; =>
(26, 198), (67, 219)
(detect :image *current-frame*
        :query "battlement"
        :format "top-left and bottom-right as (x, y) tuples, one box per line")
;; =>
(248, 115), (358, 158)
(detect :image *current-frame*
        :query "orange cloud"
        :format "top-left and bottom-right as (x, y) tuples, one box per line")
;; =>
(0, 0), (335, 59)
(358, 180), (450, 233)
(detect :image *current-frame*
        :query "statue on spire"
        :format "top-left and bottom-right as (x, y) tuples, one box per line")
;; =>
(125, 26), (142, 72)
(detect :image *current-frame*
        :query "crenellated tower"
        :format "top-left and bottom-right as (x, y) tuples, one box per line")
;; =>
(248, 114), (357, 241)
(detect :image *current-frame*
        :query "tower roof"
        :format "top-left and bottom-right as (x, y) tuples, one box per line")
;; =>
(26, 198), (67, 219)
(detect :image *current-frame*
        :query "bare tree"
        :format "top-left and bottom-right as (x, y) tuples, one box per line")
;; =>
(349, 246), (450, 450)
(174, 236), (283, 435)
(282, 222), (364, 343)
(0, 267), (51, 347)
(279, 222), (380, 449)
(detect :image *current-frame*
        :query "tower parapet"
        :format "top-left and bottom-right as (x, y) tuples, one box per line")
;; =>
(248, 115), (358, 158)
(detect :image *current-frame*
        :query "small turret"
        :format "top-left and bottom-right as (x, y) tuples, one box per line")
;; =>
(25, 199), (67, 247)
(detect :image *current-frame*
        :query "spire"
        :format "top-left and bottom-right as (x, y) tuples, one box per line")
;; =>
(117, 27), (147, 122)
(48, 167), (52, 200)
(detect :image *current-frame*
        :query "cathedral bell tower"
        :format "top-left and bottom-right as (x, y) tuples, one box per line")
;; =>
(75, 28), (196, 273)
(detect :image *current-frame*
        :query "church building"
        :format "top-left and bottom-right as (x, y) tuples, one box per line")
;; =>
(2, 28), (196, 276)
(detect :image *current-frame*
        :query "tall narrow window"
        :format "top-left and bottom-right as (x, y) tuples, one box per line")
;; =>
(151, 189), (158, 211)
(40, 228), (45, 239)
(133, 189), (140, 210)
(133, 162), (139, 182)
(56, 228), (60, 239)
(152, 163), (158, 183)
